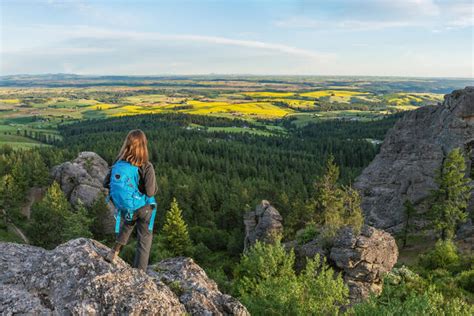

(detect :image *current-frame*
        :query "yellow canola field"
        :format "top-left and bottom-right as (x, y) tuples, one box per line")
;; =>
(110, 101), (293, 118)
(386, 93), (443, 106)
(85, 103), (117, 110)
(0, 99), (21, 104)
(184, 100), (293, 118)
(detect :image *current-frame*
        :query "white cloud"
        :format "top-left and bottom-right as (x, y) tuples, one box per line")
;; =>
(2, 47), (114, 55)
(2, 25), (334, 60)
(0, 24), (337, 75)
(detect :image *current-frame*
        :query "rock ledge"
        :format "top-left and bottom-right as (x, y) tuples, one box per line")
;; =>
(0, 238), (249, 316)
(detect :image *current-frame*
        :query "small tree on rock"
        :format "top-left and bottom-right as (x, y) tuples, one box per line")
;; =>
(162, 198), (192, 256)
(312, 156), (364, 244)
(430, 148), (472, 240)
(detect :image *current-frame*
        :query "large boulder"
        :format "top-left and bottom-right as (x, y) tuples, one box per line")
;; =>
(0, 238), (249, 316)
(243, 200), (283, 250)
(287, 225), (398, 303)
(149, 258), (249, 316)
(51, 152), (114, 233)
(330, 226), (398, 303)
(51, 151), (109, 206)
(355, 87), (474, 234)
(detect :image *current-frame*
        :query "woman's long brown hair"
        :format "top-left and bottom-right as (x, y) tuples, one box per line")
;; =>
(116, 129), (149, 167)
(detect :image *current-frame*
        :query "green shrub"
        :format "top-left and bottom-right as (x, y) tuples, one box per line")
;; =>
(457, 270), (474, 293)
(296, 222), (319, 245)
(352, 266), (474, 316)
(419, 239), (460, 270)
(190, 242), (212, 264)
(28, 182), (70, 249)
(62, 202), (93, 241)
(427, 269), (470, 301)
(233, 241), (348, 315)
(353, 286), (473, 316)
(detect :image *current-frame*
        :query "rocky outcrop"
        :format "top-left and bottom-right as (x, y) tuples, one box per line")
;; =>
(51, 152), (114, 233)
(330, 226), (398, 302)
(355, 87), (474, 233)
(287, 225), (398, 303)
(51, 151), (109, 207)
(0, 238), (249, 316)
(244, 200), (283, 250)
(149, 258), (249, 316)
(245, 200), (398, 303)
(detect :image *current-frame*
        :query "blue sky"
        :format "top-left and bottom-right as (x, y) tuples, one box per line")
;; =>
(1, 0), (473, 77)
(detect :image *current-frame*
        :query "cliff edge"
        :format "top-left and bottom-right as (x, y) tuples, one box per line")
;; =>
(355, 87), (474, 235)
(0, 238), (249, 316)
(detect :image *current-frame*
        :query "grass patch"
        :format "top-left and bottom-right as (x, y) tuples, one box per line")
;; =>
(300, 90), (370, 103)
(207, 126), (274, 136)
(243, 91), (295, 98)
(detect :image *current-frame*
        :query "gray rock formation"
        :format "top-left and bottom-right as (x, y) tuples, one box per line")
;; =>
(0, 238), (249, 316)
(287, 225), (398, 303)
(244, 200), (283, 250)
(51, 151), (114, 233)
(51, 151), (109, 207)
(330, 226), (398, 303)
(149, 258), (249, 316)
(355, 87), (474, 233)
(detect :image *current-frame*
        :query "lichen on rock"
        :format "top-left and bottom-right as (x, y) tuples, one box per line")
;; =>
(0, 238), (248, 316)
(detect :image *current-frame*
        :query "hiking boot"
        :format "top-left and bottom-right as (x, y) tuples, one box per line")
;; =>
(105, 249), (119, 263)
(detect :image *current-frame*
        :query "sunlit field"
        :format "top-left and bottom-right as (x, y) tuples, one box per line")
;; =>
(0, 75), (463, 148)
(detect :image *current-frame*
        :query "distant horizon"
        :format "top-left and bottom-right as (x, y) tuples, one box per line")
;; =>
(2, 0), (473, 78)
(2, 73), (474, 80)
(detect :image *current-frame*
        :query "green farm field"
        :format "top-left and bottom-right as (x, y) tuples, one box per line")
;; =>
(0, 74), (470, 148)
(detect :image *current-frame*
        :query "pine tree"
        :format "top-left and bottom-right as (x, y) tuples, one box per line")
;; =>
(162, 197), (192, 256)
(10, 160), (28, 201)
(62, 202), (93, 241)
(313, 156), (364, 243)
(342, 185), (364, 234)
(30, 151), (49, 187)
(29, 182), (71, 249)
(0, 174), (19, 209)
(431, 148), (472, 240)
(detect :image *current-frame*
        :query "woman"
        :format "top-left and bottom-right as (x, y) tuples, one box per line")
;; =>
(103, 129), (157, 271)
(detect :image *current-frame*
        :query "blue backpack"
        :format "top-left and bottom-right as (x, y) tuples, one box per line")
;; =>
(109, 160), (157, 233)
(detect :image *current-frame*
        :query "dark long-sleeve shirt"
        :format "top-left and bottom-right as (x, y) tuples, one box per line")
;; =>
(103, 161), (157, 197)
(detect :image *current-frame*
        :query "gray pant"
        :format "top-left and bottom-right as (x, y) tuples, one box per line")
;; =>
(116, 205), (153, 271)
